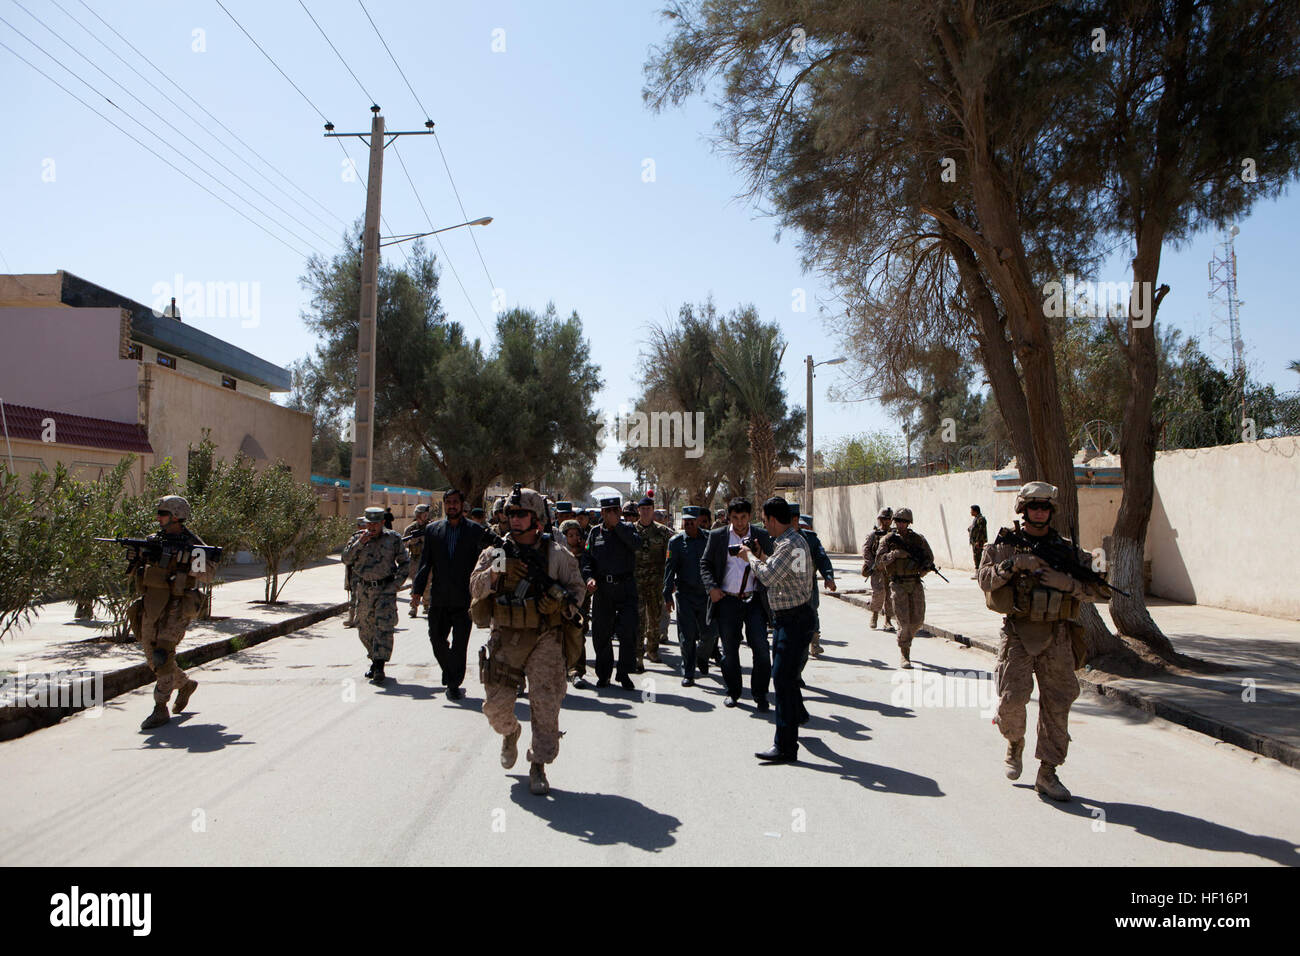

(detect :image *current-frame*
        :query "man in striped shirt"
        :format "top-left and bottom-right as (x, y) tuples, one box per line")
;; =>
(738, 496), (816, 763)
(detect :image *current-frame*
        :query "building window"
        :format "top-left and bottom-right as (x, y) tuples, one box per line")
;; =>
(157, 353), (176, 369)
(221, 375), (237, 390)
(127, 343), (142, 360)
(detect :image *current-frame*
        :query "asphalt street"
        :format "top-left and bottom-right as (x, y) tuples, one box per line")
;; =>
(2, 594), (1297, 865)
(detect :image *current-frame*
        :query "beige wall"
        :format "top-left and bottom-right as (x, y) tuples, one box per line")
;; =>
(1, 437), (151, 494)
(813, 437), (1300, 620)
(141, 363), (311, 484)
(1148, 438), (1300, 618)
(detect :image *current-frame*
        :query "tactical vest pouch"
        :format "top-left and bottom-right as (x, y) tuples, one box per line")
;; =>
(1024, 588), (1079, 622)
(141, 565), (172, 590)
(562, 619), (585, 670)
(1069, 621), (1089, 669)
(984, 583), (1017, 615)
(170, 571), (189, 596)
(492, 597), (541, 630)
(470, 594), (494, 628)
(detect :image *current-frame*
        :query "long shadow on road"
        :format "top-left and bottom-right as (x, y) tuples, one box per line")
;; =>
(1045, 793), (1300, 866)
(132, 715), (254, 754)
(508, 777), (681, 852)
(796, 737), (944, 797)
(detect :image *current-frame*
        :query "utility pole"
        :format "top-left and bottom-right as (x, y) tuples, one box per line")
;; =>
(324, 108), (435, 506)
(804, 355), (813, 512)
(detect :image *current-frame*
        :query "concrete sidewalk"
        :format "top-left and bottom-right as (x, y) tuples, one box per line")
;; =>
(823, 554), (1300, 769)
(0, 557), (354, 738)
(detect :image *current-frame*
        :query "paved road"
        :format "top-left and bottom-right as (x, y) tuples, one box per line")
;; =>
(2, 595), (1297, 866)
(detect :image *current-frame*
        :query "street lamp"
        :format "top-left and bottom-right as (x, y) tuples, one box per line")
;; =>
(380, 216), (493, 248)
(351, 214), (493, 506)
(805, 355), (846, 515)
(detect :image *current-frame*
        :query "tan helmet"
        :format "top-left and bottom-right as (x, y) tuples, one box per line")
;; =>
(893, 507), (913, 523)
(491, 496), (506, 516)
(559, 519), (581, 535)
(1014, 481), (1058, 515)
(878, 507), (893, 520)
(156, 495), (191, 522)
(505, 483), (548, 525)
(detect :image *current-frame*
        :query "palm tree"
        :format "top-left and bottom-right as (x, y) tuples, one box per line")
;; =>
(1289, 359), (1300, 375)
(712, 308), (790, 508)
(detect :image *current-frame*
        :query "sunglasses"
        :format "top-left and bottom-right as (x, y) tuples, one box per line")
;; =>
(156, 511), (171, 517)
(1025, 503), (1052, 511)
(506, 509), (532, 518)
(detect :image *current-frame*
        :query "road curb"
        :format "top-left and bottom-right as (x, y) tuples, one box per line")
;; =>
(0, 601), (348, 742)
(827, 590), (1300, 771)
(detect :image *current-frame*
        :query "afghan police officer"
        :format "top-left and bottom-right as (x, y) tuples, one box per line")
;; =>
(341, 506), (410, 684)
(581, 496), (641, 690)
(861, 507), (896, 631)
(663, 505), (711, 686)
(798, 514), (836, 657)
(874, 508), (935, 669)
(130, 495), (216, 730)
(633, 495), (674, 668)
(469, 486), (585, 796)
(978, 482), (1112, 801)
(560, 519), (593, 688)
(343, 515), (365, 627)
(403, 503), (433, 617)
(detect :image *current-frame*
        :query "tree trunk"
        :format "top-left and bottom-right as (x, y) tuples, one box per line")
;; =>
(749, 416), (777, 507)
(74, 598), (94, 620)
(1110, 211), (1176, 656)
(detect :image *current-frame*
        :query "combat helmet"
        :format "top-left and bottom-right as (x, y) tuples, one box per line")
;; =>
(878, 507), (893, 520)
(156, 495), (191, 522)
(893, 507), (914, 523)
(505, 483), (549, 525)
(1014, 481), (1057, 528)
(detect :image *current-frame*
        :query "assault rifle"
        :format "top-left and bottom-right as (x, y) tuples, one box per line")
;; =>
(94, 537), (223, 566)
(874, 531), (948, 583)
(483, 528), (585, 628)
(1000, 526), (1129, 598)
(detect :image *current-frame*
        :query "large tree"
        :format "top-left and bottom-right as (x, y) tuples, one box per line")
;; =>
(298, 234), (603, 509)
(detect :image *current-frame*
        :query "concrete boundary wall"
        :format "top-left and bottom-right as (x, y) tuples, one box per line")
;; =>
(813, 435), (1300, 620)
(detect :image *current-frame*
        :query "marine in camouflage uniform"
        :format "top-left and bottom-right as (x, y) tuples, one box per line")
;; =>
(874, 507), (934, 668)
(861, 508), (895, 631)
(343, 516), (365, 627)
(130, 495), (215, 730)
(978, 481), (1112, 802)
(470, 487), (585, 796)
(341, 506), (411, 684)
(403, 503), (433, 616)
(632, 496), (674, 667)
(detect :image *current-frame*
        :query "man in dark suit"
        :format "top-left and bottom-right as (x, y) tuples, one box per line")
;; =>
(410, 487), (486, 699)
(699, 497), (774, 709)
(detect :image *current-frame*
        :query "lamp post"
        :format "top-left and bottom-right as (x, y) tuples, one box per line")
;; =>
(804, 355), (845, 515)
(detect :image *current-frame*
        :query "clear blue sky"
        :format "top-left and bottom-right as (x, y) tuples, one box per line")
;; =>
(3, 1), (1296, 483)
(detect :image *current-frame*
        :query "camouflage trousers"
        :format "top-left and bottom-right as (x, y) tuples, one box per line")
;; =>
(889, 578), (925, 651)
(637, 578), (664, 662)
(134, 591), (196, 706)
(972, 543), (986, 569)
(482, 628), (566, 764)
(994, 623), (1080, 767)
(869, 571), (894, 619)
(355, 586), (398, 662)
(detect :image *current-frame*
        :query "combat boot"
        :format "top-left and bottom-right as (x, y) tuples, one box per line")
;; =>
(172, 679), (198, 714)
(364, 660), (375, 678)
(501, 727), (521, 769)
(407, 604), (418, 618)
(1004, 739), (1025, 780)
(141, 704), (170, 730)
(1035, 763), (1071, 802)
(899, 647), (912, 669)
(870, 612), (879, 629)
(370, 661), (386, 684)
(882, 620), (896, 633)
(529, 761), (550, 796)
(810, 633), (822, 657)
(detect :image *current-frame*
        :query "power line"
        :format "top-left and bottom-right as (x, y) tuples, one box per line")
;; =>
(0, 36), (312, 259)
(212, 0), (331, 125)
(297, 0), (375, 105)
(4, 2), (335, 252)
(392, 142), (491, 337)
(67, 0), (348, 235)
(354, 0), (499, 313)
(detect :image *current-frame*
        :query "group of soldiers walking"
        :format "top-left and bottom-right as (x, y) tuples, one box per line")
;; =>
(118, 477), (1112, 806)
